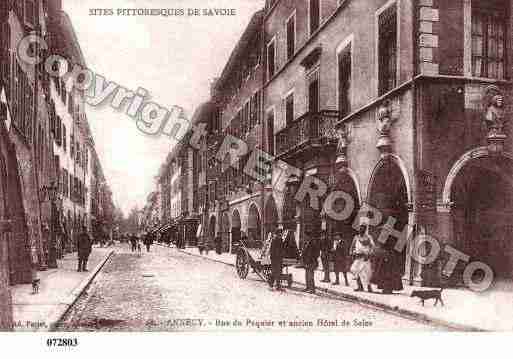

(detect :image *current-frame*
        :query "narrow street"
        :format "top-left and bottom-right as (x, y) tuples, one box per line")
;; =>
(56, 244), (444, 332)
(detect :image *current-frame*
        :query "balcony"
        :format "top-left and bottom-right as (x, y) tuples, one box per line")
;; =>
(275, 110), (339, 158)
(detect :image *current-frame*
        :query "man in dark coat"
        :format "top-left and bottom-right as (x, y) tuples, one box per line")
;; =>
(143, 231), (153, 252)
(77, 226), (93, 272)
(269, 228), (284, 290)
(320, 230), (331, 283)
(332, 233), (350, 286)
(129, 233), (137, 252)
(215, 235), (222, 255)
(371, 237), (404, 294)
(301, 230), (320, 294)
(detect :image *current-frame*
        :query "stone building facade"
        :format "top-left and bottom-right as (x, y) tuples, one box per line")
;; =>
(263, 0), (513, 286)
(0, 0), (113, 291)
(145, 0), (512, 287)
(208, 10), (266, 253)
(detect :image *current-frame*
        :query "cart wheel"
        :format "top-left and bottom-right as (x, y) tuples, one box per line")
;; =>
(236, 250), (249, 279)
(262, 266), (272, 282)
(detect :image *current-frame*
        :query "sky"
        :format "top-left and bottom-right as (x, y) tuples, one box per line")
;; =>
(63, 0), (265, 216)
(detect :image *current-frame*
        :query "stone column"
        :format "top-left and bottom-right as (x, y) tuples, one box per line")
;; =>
(295, 210), (302, 252)
(436, 201), (455, 285)
(0, 220), (13, 331)
(402, 203), (417, 286)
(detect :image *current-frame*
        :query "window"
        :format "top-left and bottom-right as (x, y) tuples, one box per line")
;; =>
(60, 80), (66, 104)
(267, 110), (275, 155)
(378, 4), (397, 95)
(68, 91), (73, 115)
(62, 124), (67, 152)
(267, 39), (276, 79)
(243, 101), (250, 134)
(76, 142), (81, 166)
(250, 90), (261, 127)
(62, 169), (67, 197)
(338, 44), (352, 117)
(56, 116), (62, 146)
(472, 9), (506, 79)
(287, 12), (296, 60)
(309, 0), (320, 35)
(70, 134), (74, 158)
(308, 70), (320, 113)
(285, 92), (294, 125)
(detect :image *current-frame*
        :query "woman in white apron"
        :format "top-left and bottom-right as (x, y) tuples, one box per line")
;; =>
(350, 225), (375, 292)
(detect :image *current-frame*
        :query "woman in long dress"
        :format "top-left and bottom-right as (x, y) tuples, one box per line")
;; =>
(350, 225), (375, 292)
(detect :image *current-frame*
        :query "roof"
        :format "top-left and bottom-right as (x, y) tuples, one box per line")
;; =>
(215, 10), (264, 91)
(49, 11), (87, 67)
(191, 101), (216, 125)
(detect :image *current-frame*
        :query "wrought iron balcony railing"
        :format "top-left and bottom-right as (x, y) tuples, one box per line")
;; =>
(275, 110), (339, 157)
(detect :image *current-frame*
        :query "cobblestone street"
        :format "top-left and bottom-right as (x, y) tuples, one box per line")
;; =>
(56, 244), (444, 332)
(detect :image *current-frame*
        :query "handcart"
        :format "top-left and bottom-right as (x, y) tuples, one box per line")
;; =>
(235, 231), (299, 288)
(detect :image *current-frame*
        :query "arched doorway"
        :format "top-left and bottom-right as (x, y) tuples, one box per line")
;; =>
(231, 210), (241, 253)
(448, 155), (513, 280)
(220, 212), (230, 253)
(264, 196), (279, 240)
(208, 216), (216, 245)
(329, 170), (361, 242)
(247, 204), (261, 247)
(367, 158), (410, 280)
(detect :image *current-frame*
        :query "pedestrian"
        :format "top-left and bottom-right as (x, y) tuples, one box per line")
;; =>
(350, 225), (375, 292)
(269, 228), (284, 291)
(130, 233), (138, 252)
(215, 235), (222, 255)
(77, 225), (93, 272)
(320, 230), (331, 283)
(136, 234), (142, 254)
(332, 233), (350, 286)
(371, 238), (404, 295)
(301, 230), (320, 294)
(144, 231), (153, 252)
(204, 237), (210, 255)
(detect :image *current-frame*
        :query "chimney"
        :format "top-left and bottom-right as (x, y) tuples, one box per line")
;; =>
(210, 78), (219, 98)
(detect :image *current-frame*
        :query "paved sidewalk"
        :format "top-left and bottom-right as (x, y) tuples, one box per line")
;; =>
(177, 246), (512, 331)
(11, 246), (114, 332)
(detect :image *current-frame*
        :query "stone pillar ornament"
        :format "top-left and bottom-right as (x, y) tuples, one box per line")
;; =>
(484, 85), (508, 154)
(376, 99), (396, 156)
(335, 125), (349, 167)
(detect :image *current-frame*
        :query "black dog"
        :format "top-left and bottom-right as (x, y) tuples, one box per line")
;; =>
(410, 288), (444, 306)
(32, 279), (40, 294)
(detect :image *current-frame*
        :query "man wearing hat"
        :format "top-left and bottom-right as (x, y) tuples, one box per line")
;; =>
(269, 228), (284, 290)
(301, 229), (320, 294)
(77, 225), (93, 272)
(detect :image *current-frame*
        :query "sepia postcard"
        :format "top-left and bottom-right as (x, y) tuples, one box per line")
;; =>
(1, 1), (513, 352)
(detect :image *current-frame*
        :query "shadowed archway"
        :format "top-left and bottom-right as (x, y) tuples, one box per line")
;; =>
(231, 209), (241, 253)
(449, 155), (513, 280)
